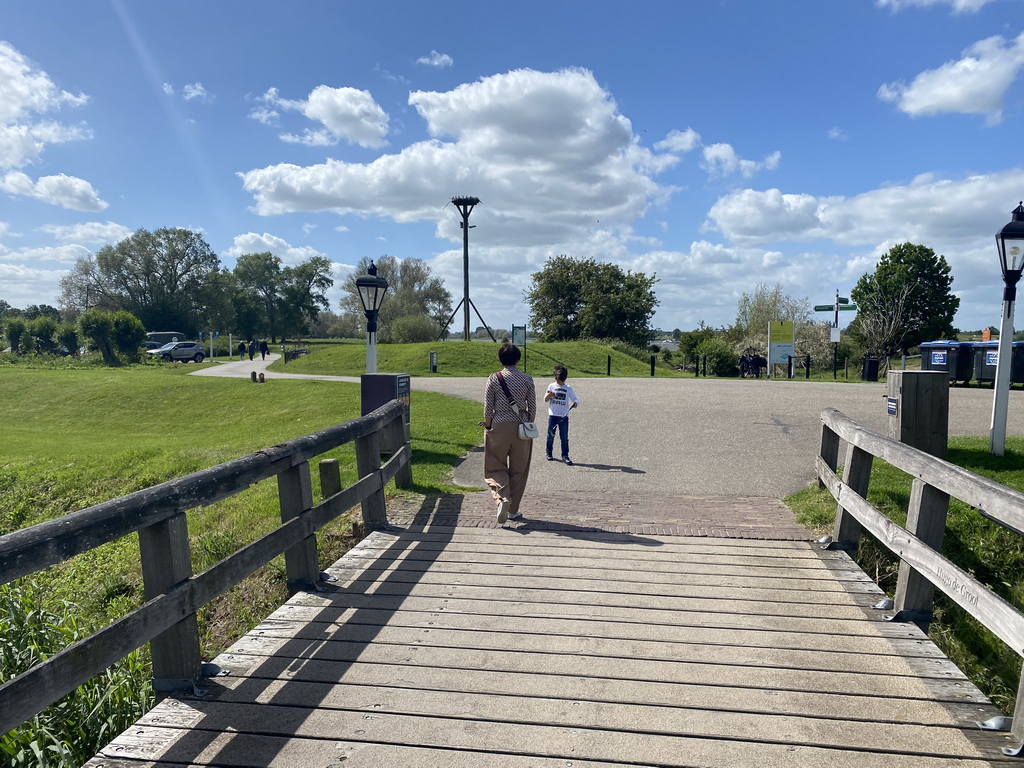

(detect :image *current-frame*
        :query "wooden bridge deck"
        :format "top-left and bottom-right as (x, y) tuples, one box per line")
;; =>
(88, 494), (1018, 767)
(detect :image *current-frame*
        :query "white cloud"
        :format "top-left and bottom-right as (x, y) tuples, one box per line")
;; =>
(241, 69), (671, 244)
(876, 0), (997, 12)
(705, 168), (1024, 246)
(1, 171), (107, 211)
(828, 127), (848, 141)
(654, 128), (701, 153)
(162, 83), (174, 95)
(226, 232), (329, 265)
(0, 41), (91, 170)
(878, 32), (1024, 123)
(248, 106), (278, 126)
(257, 85), (389, 148)
(0, 243), (90, 264)
(701, 144), (781, 179)
(0, 262), (71, 307)
(416, 50), (454, 68)
(182, 82), (210, 101)
(39, 220), (131, 244)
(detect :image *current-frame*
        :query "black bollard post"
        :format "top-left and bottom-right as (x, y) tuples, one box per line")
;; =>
(805, 353), (811, 379)
(701, 354), (707, 377)
(650, 355), (655, 377)
(607, 355), (611, 376)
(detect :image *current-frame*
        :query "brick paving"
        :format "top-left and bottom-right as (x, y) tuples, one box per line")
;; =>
(383, 490), (816, 541)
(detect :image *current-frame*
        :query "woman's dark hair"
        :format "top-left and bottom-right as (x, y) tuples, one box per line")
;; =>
(498, 342), (521, 366)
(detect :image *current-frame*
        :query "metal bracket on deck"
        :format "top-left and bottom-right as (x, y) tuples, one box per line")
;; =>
(882, 609), (933, 624)
(872, 598), (894, 611)
(1002, 743), (1024, 757)
(977, 716), (1012, 731)
(816, 535), (856, 551)
(153, 663), (229, 698)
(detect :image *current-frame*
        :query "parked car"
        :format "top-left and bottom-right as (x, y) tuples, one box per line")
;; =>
(148, 341), (205, 363)
(144, 340), (162, 350)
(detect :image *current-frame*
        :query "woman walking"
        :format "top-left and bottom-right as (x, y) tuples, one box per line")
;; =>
(480, 342), (535, 523)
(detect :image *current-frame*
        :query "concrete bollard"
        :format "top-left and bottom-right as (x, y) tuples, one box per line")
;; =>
(250, 371), (257, 383)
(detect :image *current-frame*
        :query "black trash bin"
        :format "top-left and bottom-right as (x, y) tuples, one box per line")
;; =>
(920, 340), (974, 386)
(862, 357), (880, 382)
(973, 341), (1024, 387)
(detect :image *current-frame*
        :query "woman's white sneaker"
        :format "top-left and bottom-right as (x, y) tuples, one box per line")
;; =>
(496, 499), (511, 524)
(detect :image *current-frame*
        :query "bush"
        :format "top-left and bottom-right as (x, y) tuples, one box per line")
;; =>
(391, 314), (441, 344)
(694, 337), (738, 376)
(0, 579), (152, 766)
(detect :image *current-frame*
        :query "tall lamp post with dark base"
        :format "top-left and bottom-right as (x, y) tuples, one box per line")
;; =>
(990, 202), (1024, 456)
(356, 261), (389, 374)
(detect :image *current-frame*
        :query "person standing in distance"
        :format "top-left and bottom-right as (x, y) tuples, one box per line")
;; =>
(544, 365), (579, 465)
(479, 342), (535, 524)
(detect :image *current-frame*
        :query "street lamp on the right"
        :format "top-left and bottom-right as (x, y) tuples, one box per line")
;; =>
(989, 202), (1024, 455)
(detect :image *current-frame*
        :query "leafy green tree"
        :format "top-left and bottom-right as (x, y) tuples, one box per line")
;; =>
(111, 311), (147, 362)
(4, 316), (26, 353)
(79, 309), (116, 364)
(280, 256), (334, 339)
(527, 255), (658, 347)
(23, 304), (61, 322)
(29, 316), (58, 354)
(729, 283), (832, 368)
(57, 323), (80, 355)
(694, 336), (738, 376)
(339, 255), (452, 343)
(849, 242), (959, 357)
(391, 314), (441, 343)
(234, 253), (333, 341)
(64, 228), (221, 335)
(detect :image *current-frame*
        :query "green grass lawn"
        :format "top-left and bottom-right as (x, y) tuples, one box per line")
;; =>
(1, 364), (482, 653)
(275, 339), (688, 377)
(786, 437), (1024, 712)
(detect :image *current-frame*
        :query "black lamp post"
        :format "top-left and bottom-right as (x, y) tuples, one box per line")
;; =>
(990, 202), (1024, 455)
(355, 261), (389, 373)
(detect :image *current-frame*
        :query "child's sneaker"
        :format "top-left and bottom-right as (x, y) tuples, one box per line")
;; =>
(562, 457), (573, 466)
(546, 455), (556, 461)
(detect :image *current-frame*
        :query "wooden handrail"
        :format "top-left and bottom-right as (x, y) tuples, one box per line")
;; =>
(0, 400), (411, 736)
(817, 407), (1024, 746)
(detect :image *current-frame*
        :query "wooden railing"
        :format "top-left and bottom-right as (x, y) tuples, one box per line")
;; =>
(817, 407), (1024, 751)
(0, 400), (412, 737)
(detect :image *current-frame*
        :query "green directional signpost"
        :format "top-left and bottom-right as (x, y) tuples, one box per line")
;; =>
(815, 291), (857, 379)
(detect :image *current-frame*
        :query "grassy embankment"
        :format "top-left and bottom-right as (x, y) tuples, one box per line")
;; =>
(274, 339), (688, 377)
(0, 361), (481, 766)
(787, 439), (1024, 713)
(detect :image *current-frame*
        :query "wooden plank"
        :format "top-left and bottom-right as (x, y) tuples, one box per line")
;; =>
(98, 698), (1015, 767)
(205, 653), (995, 728)
(280, 592), (916, 637)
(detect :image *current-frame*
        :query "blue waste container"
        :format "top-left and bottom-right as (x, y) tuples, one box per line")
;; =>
(920, 340), (974, 386)
(973, 341), (1024, 387)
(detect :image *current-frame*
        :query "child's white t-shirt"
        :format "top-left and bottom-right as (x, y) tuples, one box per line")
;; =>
(546, 382), (578, 418)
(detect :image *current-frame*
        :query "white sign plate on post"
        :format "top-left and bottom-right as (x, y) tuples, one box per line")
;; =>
(830, 327), (841, 343)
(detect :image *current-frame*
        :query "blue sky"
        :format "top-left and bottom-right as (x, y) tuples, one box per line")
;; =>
(3, 0), (1024, 334)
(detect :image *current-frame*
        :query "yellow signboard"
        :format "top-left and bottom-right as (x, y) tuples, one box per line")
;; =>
(768, 321), (795, 366)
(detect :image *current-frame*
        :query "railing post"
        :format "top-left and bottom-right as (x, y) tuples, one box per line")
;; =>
(386, 415), (413, 489)
(356, 429), (388, 527)
(138, 512), (202, 693)
(833, 444), (872, 548)
(277, 460), (319, 593)
(818, 423), (840, 490)
(894, 479), (949, 630)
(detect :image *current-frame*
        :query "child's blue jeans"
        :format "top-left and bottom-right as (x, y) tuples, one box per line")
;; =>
(546, 415), (570, 458)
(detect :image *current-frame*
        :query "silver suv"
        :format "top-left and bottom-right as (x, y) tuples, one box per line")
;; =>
(149, 341), (205, 363)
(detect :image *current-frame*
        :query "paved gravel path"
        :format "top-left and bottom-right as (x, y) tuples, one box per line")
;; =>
(194, 355), (1024, 500)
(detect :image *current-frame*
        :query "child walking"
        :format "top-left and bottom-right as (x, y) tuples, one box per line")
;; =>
(544, 365), (579, 465)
